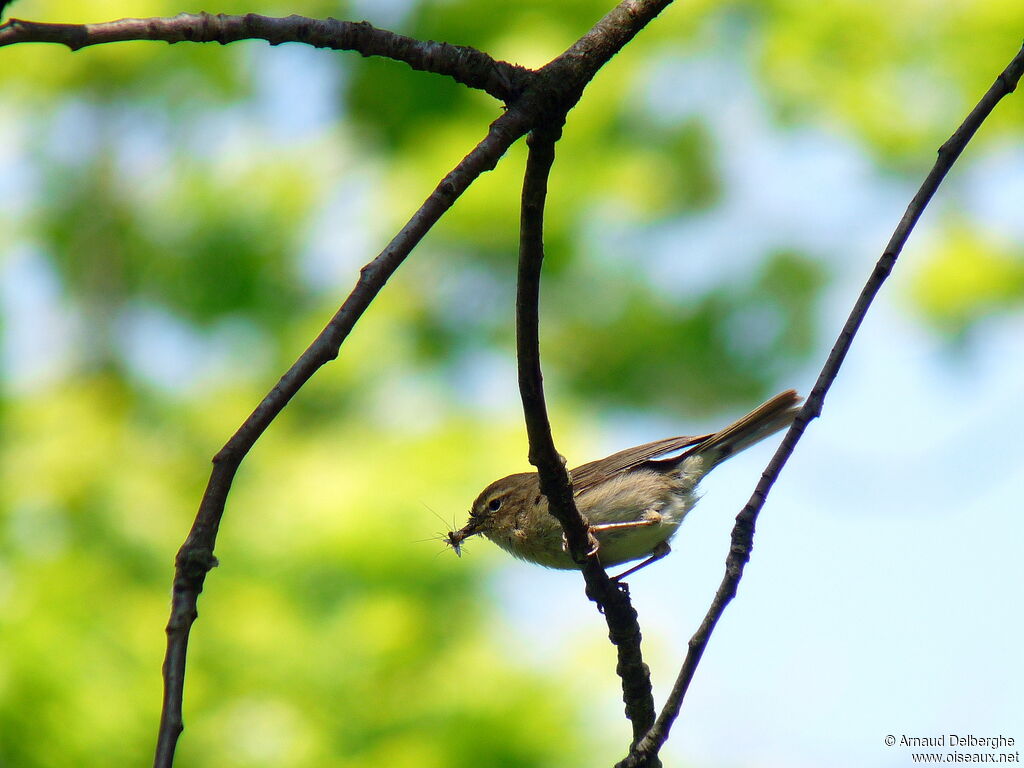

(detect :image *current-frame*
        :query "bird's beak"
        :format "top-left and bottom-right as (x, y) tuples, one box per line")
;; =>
(446, 517), (482, 557)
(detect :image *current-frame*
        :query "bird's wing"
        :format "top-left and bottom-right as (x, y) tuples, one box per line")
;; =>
(569, 434), (712, 495)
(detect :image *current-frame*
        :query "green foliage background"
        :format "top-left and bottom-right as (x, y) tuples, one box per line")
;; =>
(1, 0), (1022, 765)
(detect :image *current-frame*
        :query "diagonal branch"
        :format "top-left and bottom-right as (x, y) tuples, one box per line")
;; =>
(0, 13), (531, 101)
(153, 106), (531, 768)
(532, 0), (674, 112)
(619, 41), (1024, 768)
(517, 121), (659, 753)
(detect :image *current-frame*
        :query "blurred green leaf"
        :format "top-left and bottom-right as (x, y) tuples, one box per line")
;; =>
(909, 225), (1024, 333)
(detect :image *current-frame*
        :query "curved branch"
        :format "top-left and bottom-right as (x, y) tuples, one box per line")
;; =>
(517, 123), (659, 750)
(516, 125), (590, 562)
(0, 13), (530, 101)
(153, 106), (531, 768)
(619, 41), (1024, 768)
(512, 0), (678, 754)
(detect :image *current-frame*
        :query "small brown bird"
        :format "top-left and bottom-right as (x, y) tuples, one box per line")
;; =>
(448, 390), (801, 578)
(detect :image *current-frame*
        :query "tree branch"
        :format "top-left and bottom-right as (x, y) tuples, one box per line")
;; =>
(153, 106), (531, 768)
(517, 122), (660, 753)
(618, 41), (1024, 768)
(511, 0), (678, 755)
(529, 0), (674, 116)
(0, 13), (531, 102)
(516, 126), (577, 547)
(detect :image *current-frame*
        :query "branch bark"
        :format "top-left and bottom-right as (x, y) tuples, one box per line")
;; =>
(619, 41), (1024, 768)
(517, 123), (659, 749)
(153, 107), (531, 768)
(510, 0), (678, 756)
(0, 13), (530, 101)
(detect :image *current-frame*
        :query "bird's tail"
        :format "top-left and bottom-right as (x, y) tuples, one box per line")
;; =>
(687, 389), (802, 472)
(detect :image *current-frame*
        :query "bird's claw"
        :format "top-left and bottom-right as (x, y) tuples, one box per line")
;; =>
(561, 531), (601, 558)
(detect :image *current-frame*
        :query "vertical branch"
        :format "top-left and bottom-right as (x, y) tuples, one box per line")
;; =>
(516, 123), (590, 559)
(516, 122), (658, 753)
(619, 42), (1024, 768)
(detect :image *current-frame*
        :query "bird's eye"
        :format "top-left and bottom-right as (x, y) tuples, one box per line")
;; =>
(487, 497), (502, 512)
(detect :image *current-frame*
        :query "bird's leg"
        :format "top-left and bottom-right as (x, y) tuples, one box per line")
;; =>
(561, 518), (658, 558)
(611, 540), (672, 582)
(588, 519), (659, 534)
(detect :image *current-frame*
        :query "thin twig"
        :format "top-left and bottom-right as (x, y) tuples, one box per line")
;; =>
(517, 123), (659, 748)
(619, 41), (1024, 768)
(0, 13), (530, 102)
(153, 107), (531, 768)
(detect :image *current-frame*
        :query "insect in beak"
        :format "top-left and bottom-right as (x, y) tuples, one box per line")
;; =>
(446, 518), (481, 557)
(446, 530), (464, 557)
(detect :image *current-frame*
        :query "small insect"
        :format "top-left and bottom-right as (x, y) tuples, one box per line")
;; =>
(445, 528), (467, 557)
(418, 504), (466, 556)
